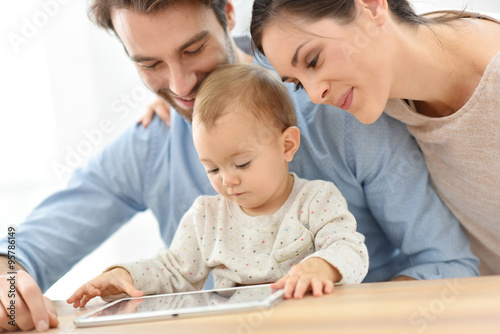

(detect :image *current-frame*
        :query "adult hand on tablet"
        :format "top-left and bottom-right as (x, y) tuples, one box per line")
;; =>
(270, 258), (341, 299)
(67, 267), (143, 308)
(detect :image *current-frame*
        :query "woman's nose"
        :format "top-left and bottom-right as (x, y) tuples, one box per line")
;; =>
(304, 80), (330, 105)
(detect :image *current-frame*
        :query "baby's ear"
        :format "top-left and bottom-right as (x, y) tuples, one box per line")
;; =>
(282, 126), (301, 162)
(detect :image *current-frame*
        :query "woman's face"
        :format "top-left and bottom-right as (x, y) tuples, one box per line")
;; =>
(262, 13), (393, 124)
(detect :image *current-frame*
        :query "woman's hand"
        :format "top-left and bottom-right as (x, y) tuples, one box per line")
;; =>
(66, 268), (143, 308)
(138, 97), (171, 128)
(271, 258), (341, 299)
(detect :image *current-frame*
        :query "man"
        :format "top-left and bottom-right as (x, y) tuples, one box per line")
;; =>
(0, 0), (478, 332)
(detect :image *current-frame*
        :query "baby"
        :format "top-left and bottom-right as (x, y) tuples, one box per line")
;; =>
(67, 63), (368, 307)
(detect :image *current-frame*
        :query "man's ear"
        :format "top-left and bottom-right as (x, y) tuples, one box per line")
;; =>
(282, 126), (300, 163)
(225, 0), (237, 32)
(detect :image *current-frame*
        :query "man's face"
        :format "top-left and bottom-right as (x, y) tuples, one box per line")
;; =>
(111, 2), (236, 121)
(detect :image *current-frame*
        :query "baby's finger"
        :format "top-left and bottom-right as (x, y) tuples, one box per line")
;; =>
(292, 278), (311, 299)
(86, 283), (101, 297)
(310, 279), (324, 297)
(270, 277), (287, 291)
(118, 280), (143, 298)
(69, 296), (83, 309)
(79, 294), (96, 308)
(323, 280), (335, 295)
(67, 285), (89, 306)
(66, 294), (77, 305)
(72, 284), (101, 308)
(283, 276), (299, 299)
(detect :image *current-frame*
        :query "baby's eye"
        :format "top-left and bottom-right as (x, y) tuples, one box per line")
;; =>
(236, 161), (250, 169)
(207, 168), (219, 174)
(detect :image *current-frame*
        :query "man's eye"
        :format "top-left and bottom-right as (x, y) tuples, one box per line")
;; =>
(185, 43), (206, 55)
(141, 62), (160, 69)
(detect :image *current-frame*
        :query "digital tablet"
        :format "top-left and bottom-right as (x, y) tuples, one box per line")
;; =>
(74, 284), (284, 328)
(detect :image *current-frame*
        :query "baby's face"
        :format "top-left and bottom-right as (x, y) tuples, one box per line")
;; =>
(193, 112), (291, 216)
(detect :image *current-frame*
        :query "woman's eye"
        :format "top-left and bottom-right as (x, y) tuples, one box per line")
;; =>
(294, 82), (304, 92)
(236, 162), (250, 169)
(307, 55), (318, 69)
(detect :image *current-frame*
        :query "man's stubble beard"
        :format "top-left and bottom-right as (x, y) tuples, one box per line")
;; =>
(157, 32), (236, 123)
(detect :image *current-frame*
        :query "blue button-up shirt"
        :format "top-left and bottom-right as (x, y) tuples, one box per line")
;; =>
(0, 68), (479, 293)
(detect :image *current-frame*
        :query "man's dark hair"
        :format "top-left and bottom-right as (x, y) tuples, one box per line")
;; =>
(89, 0), (228, 33)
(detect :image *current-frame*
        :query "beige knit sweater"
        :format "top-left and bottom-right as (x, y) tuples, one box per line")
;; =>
(385, 51), (500, 275)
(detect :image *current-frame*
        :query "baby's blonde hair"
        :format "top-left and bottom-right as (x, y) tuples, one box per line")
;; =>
(193, 63), (296, 137)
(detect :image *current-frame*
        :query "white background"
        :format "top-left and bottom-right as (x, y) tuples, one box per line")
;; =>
(0, 0), (498, 300)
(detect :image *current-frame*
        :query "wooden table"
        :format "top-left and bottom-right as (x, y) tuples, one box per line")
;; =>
(49, 275), (500, 333)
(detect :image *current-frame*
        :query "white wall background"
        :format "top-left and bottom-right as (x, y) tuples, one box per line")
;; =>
(0, 0), (498, 300)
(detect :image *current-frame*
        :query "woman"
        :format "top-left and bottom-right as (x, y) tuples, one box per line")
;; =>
(251, 0), (500, 275)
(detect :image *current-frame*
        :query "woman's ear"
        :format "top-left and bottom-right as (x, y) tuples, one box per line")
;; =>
(225, 0), (237, 32)
(356, 0), (389, 25)
(282, 126), (301, 163)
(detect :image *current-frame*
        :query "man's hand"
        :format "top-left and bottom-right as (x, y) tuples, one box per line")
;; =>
(0, 268), (58, 332)
(271, 258), (342, 299)
(139, 97), (171, 128)
(67, 268), (143, 308)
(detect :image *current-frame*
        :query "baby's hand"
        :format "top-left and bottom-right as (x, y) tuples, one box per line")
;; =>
(271, 258), (341, 299)
(66, 267), (143, 308)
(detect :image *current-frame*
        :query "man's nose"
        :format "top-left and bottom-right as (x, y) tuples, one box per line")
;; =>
(169, 64), (197, 97)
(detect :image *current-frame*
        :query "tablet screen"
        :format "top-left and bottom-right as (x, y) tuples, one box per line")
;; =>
(74, 284), (284, 327)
